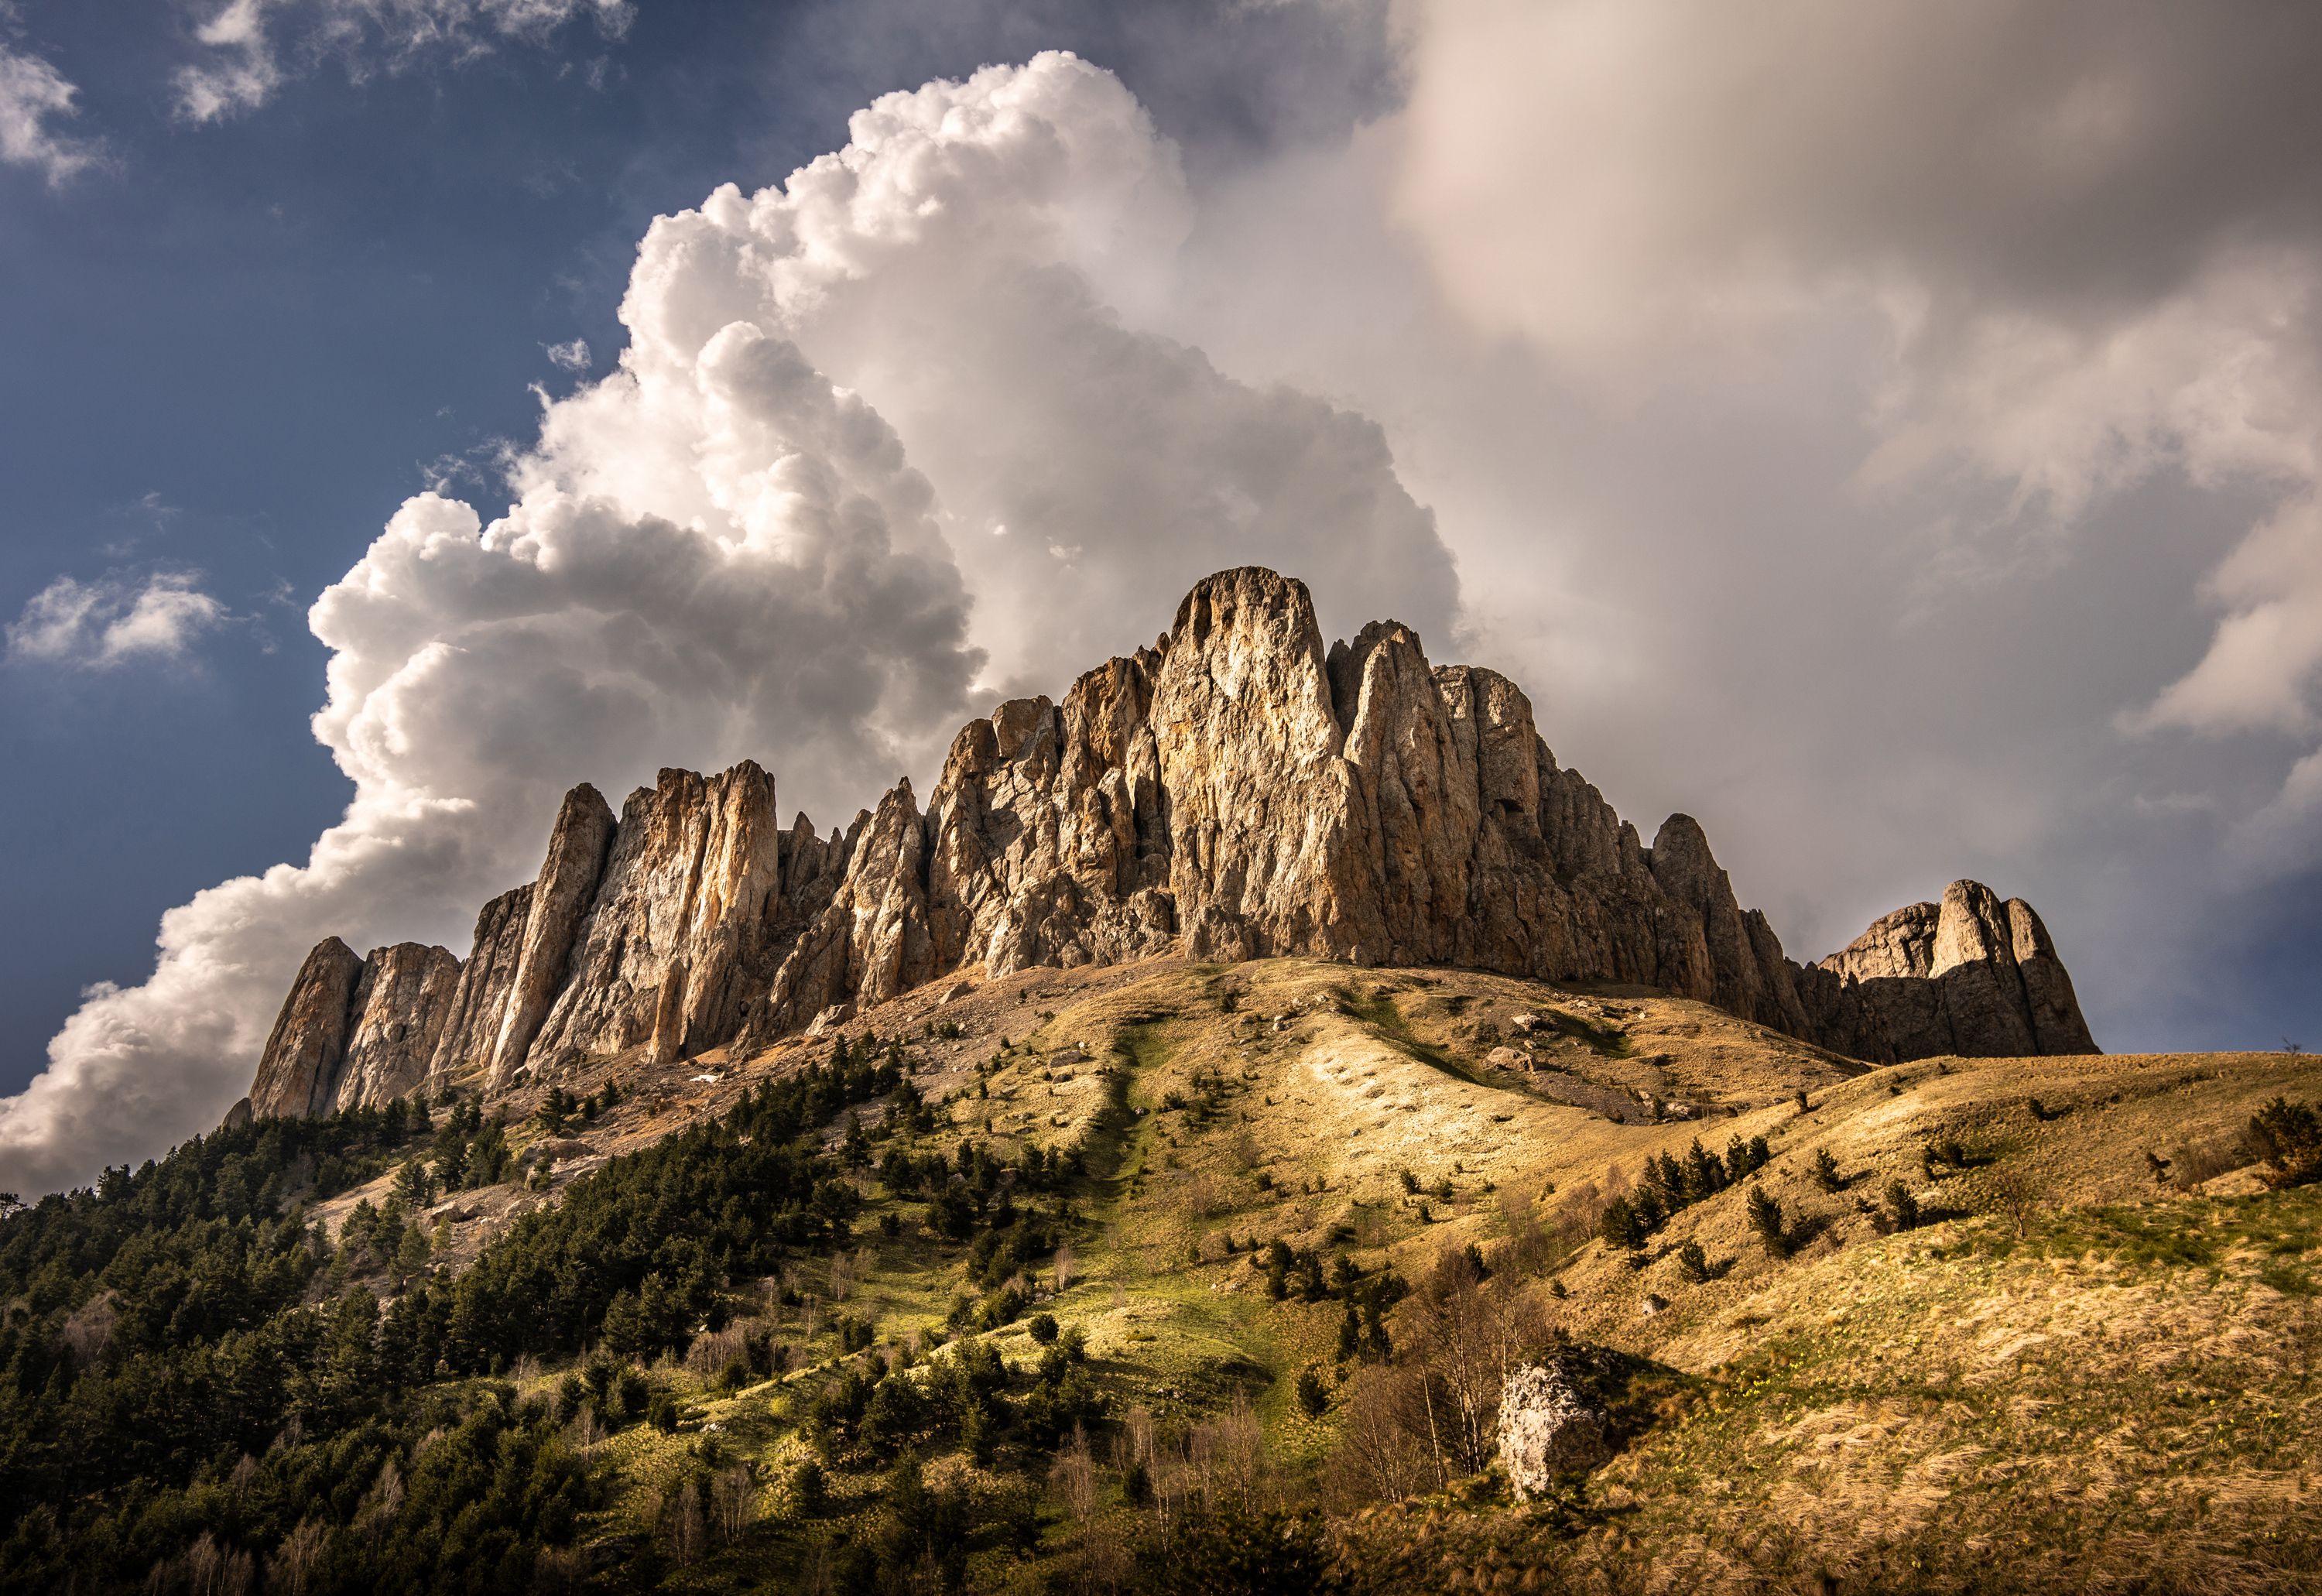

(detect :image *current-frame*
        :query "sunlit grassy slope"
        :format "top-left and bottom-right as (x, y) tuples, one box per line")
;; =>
(361, 957), (2322, 1591)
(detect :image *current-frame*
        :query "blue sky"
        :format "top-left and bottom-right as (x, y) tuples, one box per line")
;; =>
(4, 0), (2320, 1190)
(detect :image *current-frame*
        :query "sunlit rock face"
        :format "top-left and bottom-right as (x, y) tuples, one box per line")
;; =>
(245, 566), (2099, 1113)
(249, 938), (460, 1118)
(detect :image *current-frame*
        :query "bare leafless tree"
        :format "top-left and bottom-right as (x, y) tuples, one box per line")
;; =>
(1050, 1425), (1099, 1529)
(1403, 1245), (1555, 1475)
(712, 1464), (757, 1543)
(1190, 1390), (1266, 1515)
(667, 1479), (707, 1566)
(1324, 1365), (1436, 1507)
(267, 1520), (327, 1596)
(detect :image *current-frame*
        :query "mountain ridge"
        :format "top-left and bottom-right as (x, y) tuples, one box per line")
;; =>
(241, 567), (2095, 1122)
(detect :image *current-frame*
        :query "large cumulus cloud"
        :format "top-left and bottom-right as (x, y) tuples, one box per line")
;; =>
(617, 53), (1457, 691)
(0, 51), (1461, 1193)
(1383, 0), (2322, 813)
(0, 319), (980, 1195)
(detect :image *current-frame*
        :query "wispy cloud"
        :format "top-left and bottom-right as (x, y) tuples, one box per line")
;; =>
(5, 571), (230, 669)
(0, 39), (102, 184)
(543, 337), (590, 372)
(174, 0), (635, 123)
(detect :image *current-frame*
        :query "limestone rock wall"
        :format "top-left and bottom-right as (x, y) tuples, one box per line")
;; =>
(250, 938), (366, 1118)
(331, 942), (461, 1110)
(1799, 879), (2098, 1060)
(487, 784), (617, 1087)
(525, 762), (786, 1074)
(244, 564), (2100, 1117)
(424, 884), (533, 1091)
(250, 936), (464, 1118)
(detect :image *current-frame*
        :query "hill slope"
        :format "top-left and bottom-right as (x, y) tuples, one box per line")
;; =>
(5, 957), (2315, 1594)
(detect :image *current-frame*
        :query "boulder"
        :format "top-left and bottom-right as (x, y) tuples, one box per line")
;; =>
(522, 1137), (593, 1168)
(804, 1003), (855, 1039)
(1498, 1359), (1612, 1495)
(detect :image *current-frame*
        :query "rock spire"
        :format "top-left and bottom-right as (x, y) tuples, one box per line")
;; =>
(245, 566), (2099, 1116)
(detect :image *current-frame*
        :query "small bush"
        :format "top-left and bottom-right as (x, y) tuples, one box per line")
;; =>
(2250, 1098), (2322, 1188)
(1028, 1313), (1059, 1345)
(1675, 1241), (1710, 1283)
(1885, 1180), (1921, 1232)
(1810, 1148), (1843, 1192)
(1598, 1195), (1649, 1253)
(617, 1368), (649, 1419)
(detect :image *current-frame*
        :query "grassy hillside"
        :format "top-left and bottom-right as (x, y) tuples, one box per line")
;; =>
(6, 957), (2318, 1593)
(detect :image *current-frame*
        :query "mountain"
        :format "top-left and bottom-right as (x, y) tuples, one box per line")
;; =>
(13, 570), (2319, 1594)
(240, 567), (2094, 1122)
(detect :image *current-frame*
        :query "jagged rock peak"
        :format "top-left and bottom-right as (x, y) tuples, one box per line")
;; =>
(1810, 880), (2097, 1059)
(522, 763), (788, 1076)
(248, 937), (462, 1119)
(243, 566), (2100, 1118)
(249, 938), (365, 1118)
(486, 783), (618, 1087)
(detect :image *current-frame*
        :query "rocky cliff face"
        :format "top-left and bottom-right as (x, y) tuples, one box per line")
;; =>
(487, 785), (616, 1088)
(523, 763), (787, 1077)
(424, 885), (533, 1091)
(1796, 880), (2098, 1060)
(249, 937), (462, 1118)
(244, 567), (2099, 1116)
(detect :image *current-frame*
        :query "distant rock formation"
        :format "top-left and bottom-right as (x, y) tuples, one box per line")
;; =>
(1795, 880), (2097, 1060)
(244, 566), (2100, 1115)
